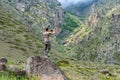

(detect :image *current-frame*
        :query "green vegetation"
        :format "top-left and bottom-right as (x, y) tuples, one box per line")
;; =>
(63, 13), (79, 31)
(0, 6), (43, 62)
(62, 0), (120, 63)
(0, 71), (27, 80)
(57, 59), (120, 80)
(0, 71), (40, 80)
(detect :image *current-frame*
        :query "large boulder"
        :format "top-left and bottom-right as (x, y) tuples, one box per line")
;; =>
(25, 56), (68, 80)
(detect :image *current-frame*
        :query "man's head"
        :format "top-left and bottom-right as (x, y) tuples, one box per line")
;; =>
(45, 27), (49, 31)
(50, 29), (53, 32)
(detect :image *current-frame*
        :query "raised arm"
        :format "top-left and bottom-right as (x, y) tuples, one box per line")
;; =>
(50, 29), (55, 34)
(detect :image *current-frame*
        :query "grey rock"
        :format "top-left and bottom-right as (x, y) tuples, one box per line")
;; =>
(0, 57), (8, 64)
(8, 65), (21, 72)
(99, 69), (112, 76)
(25, 56), (68, 80)
(0, 63), (7, 71)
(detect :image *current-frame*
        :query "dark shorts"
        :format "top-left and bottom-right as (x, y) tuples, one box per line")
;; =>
(45, 41), (51, 53)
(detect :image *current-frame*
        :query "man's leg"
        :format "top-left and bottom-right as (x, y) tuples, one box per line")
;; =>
(47, 42), (51, 55)
(44, 43), (48, 56)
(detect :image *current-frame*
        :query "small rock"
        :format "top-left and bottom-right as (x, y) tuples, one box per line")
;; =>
(0, 63), (7, 71)
(8, 65), (21, 72)
(16, 60), (24, 65)
(99, 69), (112, 76)
(0, 57), (8, 64)
(17, 70), (26, 76)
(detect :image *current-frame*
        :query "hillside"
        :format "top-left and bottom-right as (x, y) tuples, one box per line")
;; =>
(0, 0), (66, 62)
(64, 0), (120, 64)
(0, 5), (44, 62)
(0, 0), (65, 36)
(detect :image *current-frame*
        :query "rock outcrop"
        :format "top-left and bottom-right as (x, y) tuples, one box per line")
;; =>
(25, 56), (68, 80)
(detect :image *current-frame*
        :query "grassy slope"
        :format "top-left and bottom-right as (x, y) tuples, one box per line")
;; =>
(0, 0), (66, 62)
(0, 6), (44, 62)
(57, 59), (120, 80)
(0, 4), (63, 80)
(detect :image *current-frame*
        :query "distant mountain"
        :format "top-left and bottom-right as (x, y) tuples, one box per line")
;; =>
(65, 0), (98, 16)
(63, 0), (120, 64)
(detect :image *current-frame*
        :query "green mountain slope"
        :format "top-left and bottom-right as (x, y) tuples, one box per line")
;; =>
(0, 6), (43, 62)
(0, 0), (66, 62)
(56, 1), (120, 79)
(0, 0), (65, 36)
(64, 0), (120, 64)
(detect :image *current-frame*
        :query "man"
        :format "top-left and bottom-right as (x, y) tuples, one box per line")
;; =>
(43, 27), (55, 57)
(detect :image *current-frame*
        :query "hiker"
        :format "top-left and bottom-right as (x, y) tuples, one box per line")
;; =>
(43, 27), (55, 56)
